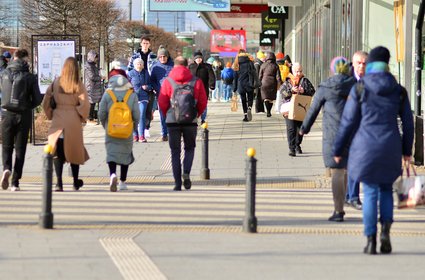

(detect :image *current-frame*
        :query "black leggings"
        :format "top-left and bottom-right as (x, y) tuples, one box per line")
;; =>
(89, 103), (97, 121)
(54, 138), (80, 186)
(108, 162), (129, 182)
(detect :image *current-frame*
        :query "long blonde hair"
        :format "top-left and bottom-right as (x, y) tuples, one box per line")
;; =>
(59, 57), (80, 94)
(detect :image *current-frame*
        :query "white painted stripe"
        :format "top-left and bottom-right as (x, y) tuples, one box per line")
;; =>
(100, 231), (167, 280)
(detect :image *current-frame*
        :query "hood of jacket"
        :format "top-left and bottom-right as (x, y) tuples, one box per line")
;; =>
(108, 74), (132, 91)
(363, 71), (399, 98)
(319, 74), (356, 98)
(168, 65), (193, 83)
(7, 59), (29, 73)
(238, 54), (251, 65)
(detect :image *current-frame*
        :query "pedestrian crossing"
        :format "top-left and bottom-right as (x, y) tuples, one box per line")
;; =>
(1, 183), (424, 236)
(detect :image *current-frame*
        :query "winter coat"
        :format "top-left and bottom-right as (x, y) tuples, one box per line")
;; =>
(128, 68), (152, 102)
(221, 67), (234, 85)
(189, 61), (215, 98)
(212, 58), (224, 80)
(158, 65), (207, 126)
(42, 78), (90, 165)
(301, 74), (356, 168)
(253, 58), (263, 97)
(278, 75), (316, 107)
(84, 61), (103, 103)
(259, 56), (282, 101)
(127, 48), (157, 74)
(233, 54), (256, 94)
(98, 75), (140, 165)
(333, 71), (414, 184)
(150, 58), (174, 96)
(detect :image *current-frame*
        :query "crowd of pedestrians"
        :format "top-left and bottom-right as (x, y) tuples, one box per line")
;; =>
(0, 40), (415, 255)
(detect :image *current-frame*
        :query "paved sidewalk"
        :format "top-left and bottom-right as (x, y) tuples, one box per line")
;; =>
(1, 102), (424, 280)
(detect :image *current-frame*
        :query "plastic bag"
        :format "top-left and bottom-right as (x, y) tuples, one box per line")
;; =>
(393, 164), (425, 209)
(231, 93), (238, 112)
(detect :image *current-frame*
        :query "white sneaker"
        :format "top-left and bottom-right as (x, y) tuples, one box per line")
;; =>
(10, 186), (20, 192)
(247, 107), (252, 121)
(109, 173), (117, 192)
(119, 181), (128, 191)
(144, 129), (150, 138)
(1, 169), (11, 190)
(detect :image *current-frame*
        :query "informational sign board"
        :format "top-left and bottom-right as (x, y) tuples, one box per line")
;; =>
(268, 6), (289, 19)
(262, 11), (281, 32)
(149, 0), (230, 12)
(259, 34), (273, 46)
(37, 40), (75, 93)
(210, 30), (246, 53)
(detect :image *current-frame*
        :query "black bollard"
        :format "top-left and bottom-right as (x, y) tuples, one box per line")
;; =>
(39, 147), (54, 229)
(200, 124), (210, 180)
(243, 149), (257, 233)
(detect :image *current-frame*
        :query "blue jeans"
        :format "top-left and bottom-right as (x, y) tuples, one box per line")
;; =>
(362, 182), (394, 236)
(159, 109), (168, 137)
(135, 102), (147, 137)
(223, 84), (232, 101)
(213, 80), (223, 100)
(346, 175), (360, 202)
(201, 106), (208, 122)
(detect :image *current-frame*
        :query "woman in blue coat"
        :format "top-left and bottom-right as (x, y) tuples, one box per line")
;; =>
(128, 58), (152, 142)
(300, 57), (356, 222)
(333, 47), (414, 254)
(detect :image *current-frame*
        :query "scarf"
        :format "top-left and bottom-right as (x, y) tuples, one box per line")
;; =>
(365, 62), (389, 74)
(291, 74), (304, 86)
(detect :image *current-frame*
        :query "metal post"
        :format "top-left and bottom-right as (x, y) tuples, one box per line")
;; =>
(415, 0), (425, 165)
(200, 123), (210, 180)
(243, 148), (257, 233)
(39, 146), (54, 229)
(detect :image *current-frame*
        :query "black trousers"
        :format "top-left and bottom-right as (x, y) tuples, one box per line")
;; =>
(1, 110), (32, 186)
(89, 103), (98, 121)
(239, 90), (254, 114)
(54, 138), (80, 185)
(145, 93), (155, 129)
(168, 125), (197, 187)
(108, 162), (129, 182)
(285, 118), (304, 151)
(255, 89), (265, 113)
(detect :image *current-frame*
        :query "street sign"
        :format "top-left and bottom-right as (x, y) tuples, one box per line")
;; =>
(261, 11), (281, 31)
(268, 6), (289, 19)
(262, 30), (279, 39)
(259, 34), (273, 46)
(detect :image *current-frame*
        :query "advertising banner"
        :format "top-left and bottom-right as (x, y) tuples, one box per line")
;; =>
(37, 40), (75, 93)
(268, 6), (289, 19)
(149, 0), (230, 12)
(262, 11), (281, 31)
(210, 30), (246, 53)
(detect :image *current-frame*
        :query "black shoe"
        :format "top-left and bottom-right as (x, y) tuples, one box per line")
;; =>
(173, 185), (182, 191)
(243, 116), (249, 122)
(55, 184), (63, 192)
(201, 120), (205, 125)
(73, 179), (84, 191)
(183, 174), (191, 190)
(364, 235), (377, 254)
(380, 223), (392, 254)
(328, 211), (345, 222)
(266, 113), (271, 117)
(288, 150), (296, 157)
(162, 136), (168, 141)
(296, 147), (303, 154)
(349, 200), (362, 210)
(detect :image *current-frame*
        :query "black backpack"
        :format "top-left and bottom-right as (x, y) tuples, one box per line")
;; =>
(1, 69), (31, 112)
(166, 77), (197, 124)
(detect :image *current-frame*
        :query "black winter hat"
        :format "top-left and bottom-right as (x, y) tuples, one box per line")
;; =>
(194, 51), (203, 59)
(367, 46), (390, 64)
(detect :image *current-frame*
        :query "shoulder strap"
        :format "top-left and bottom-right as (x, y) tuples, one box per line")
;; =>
(106, 89), (117, 103)
(166, 77), (177, 89)
(123, 89), (133, 103)
(355, 80), (365, 103)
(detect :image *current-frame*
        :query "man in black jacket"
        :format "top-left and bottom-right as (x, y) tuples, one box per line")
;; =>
(0, 49), (42, 191)
(189, 51), (215, 124)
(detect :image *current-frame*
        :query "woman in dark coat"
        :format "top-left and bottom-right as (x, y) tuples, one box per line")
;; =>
(233, 51), (255, 122)
(259, 52), (282, 117)
(333, 46), (414, 254)
(300, 57), (356, 222)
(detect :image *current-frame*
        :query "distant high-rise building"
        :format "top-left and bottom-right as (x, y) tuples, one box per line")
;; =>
(0, 0), (21, 46)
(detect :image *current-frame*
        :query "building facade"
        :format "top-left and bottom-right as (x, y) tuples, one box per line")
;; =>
(0, 0), (21, 47)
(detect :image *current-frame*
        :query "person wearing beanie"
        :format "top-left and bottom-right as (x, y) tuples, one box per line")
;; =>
(98, 67), (140, 192)
(254, 50), (266, 113)
(278, 62), (315, 156)
(189, 50), (215, 124)
(276, 52), (284, 61)
(300, 56), (355, 223)
(333, 46), (414, 254)
(128, 57), (152, 143)
(2, 51), (11, 63)
(150, 45), (174, 141)
(84, 50), (103, 123)
(221, 61), (235, 102)
(259, 52), (282, 117)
